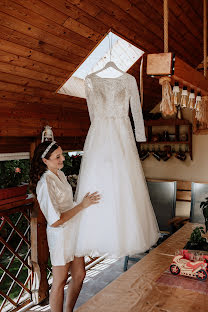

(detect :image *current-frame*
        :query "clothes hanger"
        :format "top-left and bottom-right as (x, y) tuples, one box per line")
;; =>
(88, 33), (125, 77)
(90, 61), (125, 76)
(88, 61), (125, 78)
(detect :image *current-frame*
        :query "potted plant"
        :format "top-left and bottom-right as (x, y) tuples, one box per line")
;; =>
(200, 197), (208, 232)
(0, 159), (30, 204)
(184, 197), (208, 251)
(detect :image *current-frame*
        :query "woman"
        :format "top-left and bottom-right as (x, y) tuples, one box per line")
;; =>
(30, 141), (100, 312)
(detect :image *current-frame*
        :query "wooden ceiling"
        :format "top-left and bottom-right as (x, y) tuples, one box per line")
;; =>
(0, 0), (205, 153)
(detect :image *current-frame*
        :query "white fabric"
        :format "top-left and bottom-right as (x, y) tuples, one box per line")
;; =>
(36, 170), (79, 266)
(85, 73), (146, 142)
(74, 73), (159, 258)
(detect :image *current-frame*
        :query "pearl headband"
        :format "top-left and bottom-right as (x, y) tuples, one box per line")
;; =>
(41, 141), (56, 159)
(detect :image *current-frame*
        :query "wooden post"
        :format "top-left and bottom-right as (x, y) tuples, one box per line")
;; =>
(188, 124), (193, 160)
(204, 0), (207, 79)
(30, 138), (49, 304)
(30, 140), (36, 161)
(146, 53), (208, 95)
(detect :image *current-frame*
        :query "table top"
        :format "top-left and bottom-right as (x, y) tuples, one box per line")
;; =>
(76, 223), (208, 312)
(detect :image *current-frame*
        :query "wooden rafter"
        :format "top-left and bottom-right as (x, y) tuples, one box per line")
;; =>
(0, 0), (205, 152)
(147, 52), (208, 95)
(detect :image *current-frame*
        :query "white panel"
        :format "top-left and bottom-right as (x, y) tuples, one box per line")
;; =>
(0, 152), (30, 161)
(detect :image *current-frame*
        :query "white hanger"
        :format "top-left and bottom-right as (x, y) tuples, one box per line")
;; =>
(88, 32), (125, 78)
(91, 61), (124, 76)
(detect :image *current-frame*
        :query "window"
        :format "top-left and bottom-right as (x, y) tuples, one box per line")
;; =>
(57, 31), (144, 98)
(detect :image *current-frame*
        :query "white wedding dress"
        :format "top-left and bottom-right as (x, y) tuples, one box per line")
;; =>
(74, 72), (159, 258)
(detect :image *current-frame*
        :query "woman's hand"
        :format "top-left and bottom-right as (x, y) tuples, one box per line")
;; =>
(52, 192), (101, 227)
(81, 192), (101, 209)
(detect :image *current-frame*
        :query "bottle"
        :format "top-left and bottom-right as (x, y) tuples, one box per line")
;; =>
(176, 105), (182, 119)
(181, 86), (188, 108)
(172, 81), (180, 106)
(195, 92), (202, 112)
(188, 89), (195, 109)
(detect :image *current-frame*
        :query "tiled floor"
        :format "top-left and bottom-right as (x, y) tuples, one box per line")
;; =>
(74, 256), (138, 310)
(27, 255), (140, 312)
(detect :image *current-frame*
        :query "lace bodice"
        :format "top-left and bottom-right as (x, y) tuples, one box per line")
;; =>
(85, 73), (146, 142)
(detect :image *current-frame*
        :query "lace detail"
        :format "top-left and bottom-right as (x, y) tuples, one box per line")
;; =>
(85, 73), (146, 142)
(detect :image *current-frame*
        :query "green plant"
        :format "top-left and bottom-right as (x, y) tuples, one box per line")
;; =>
(186, 196), (208, 250)
(62, 154), (82, 176)
(200, 197), (208, 232)
(189, 226), (206, 245)
(0, 160), (30, 188)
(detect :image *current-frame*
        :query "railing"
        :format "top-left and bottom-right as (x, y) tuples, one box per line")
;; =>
(0, 199), (34, 312)
(0, 198), (102, 312)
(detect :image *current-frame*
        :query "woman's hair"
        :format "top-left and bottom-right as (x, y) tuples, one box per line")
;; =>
(30, 141), (59, 195)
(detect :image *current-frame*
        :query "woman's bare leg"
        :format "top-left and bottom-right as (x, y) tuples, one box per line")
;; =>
(50, 263), (70, 312)
(65, 257), (86, 312)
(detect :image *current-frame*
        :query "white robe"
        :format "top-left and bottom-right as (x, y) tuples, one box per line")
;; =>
(36, 170), (78, 266)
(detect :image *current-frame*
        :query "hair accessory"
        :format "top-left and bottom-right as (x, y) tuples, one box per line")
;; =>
(41, 141), (56, 159)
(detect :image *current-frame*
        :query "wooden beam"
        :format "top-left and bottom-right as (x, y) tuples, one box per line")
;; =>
(0, 61), (64, 85)
(83, 0), (159, 52)
(42, 0), (108, 34)
(0, 136), (32, 153)
(0, 101), (88, 121)
(0, 3), (91, 56)
(0, 49), (68, 78)
(29, 139), (49, 304)
(147, 52), (208, 95)
(0, 82), (88, 111)
(11, 0), (101, 42)
(0, 136), (86, 153)
(31, 199), (49, 304)
(0, 72), (58, 92)
(0, 25), (83, 64)
(16, 0), (69, 26)
(12, 0), (99, 44)
(145, 0), (201, 66)
(112, 0), (200, 66)
(0, 36), (77, 70)
(174, 56), (208, 93)
(0, 118), (89, 137)
(63, 17), (101, 41)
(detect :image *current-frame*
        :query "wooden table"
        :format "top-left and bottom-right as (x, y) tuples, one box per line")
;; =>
(76, 223), (208, 312)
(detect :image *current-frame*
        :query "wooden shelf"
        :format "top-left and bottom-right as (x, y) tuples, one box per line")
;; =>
(143, 141), (189, 144)
(144, 118), (191, 126)
(142, 118), (193, 160)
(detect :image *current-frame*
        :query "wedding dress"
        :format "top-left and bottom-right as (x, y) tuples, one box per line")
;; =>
(74, 71), (159, 258)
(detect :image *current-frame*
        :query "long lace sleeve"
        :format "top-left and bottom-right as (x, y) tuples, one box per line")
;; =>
(85, 76), (94, 123)
(130, 77), (146, 142)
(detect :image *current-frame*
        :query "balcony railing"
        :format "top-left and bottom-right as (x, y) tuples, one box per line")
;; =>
(0, 199), (34, 312)
(0, 198), (102, 312)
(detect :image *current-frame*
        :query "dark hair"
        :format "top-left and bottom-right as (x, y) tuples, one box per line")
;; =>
(30, 141), (59, 195)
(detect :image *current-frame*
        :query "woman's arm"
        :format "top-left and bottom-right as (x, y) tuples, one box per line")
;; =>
(51, 192), (100, 227)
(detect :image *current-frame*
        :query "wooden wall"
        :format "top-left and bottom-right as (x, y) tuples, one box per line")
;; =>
(0, 0), (204, 153)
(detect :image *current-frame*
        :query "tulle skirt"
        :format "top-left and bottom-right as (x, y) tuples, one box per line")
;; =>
(75, 117), (159, 258)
